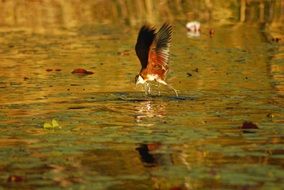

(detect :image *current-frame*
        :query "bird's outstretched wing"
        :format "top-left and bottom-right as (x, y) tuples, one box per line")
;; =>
(135, 25), (156, 69)
(148, 24), (172, 68)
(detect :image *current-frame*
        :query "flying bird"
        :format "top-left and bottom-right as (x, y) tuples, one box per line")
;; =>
(135, 23), (178, 97)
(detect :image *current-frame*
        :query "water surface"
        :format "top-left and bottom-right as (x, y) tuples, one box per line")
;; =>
(0, 3), (284, 190)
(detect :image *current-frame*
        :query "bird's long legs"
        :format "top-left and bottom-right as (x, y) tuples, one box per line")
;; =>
(166, 84), (179, 97)
(143, 81), (178, 97)
(144, 82), (151, 95)
(157, 80), (179, 97)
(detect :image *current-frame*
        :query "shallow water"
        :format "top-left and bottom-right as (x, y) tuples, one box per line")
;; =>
(0, 13), (284, 190)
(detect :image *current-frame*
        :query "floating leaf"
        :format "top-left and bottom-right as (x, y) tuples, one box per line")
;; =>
(43, 122), (53, 129)
(240, 121), (259, 133)
(52, 119), (59, 128)
(71, 68), (94, 75)
(7, 175), (24, 182)
(43, 119), (61, 129)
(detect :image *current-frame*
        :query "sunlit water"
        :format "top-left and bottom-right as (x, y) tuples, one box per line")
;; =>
(0, 22), (283, 190)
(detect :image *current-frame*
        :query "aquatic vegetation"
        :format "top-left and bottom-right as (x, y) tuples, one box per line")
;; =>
(43, 119), (61, 129)
(0, 1), (283, 189)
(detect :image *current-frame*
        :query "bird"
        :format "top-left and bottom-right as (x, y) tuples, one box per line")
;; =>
(186, 21), (200, 38)
(186, 21), (200, 32)
(134, 23), (178, 97)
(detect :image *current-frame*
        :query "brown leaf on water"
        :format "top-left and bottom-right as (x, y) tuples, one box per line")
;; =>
(240, 121), (259, 133)
(241, 121), (258, 129)
(71, 68), (94, 75)
(7, 175), (24, 183)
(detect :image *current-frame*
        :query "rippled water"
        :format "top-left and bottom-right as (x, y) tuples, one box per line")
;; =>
(0, 21), (284, 190)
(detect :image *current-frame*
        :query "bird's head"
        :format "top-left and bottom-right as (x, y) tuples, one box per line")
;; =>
(135, 74), (145, 85)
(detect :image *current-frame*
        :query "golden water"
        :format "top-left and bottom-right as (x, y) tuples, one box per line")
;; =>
(0, 1), (283, 189)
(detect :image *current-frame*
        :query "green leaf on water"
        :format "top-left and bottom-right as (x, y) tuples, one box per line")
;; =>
(43, 122), (53, 129)
(43, 119), (61, 129)
(52, 119), (59, 128)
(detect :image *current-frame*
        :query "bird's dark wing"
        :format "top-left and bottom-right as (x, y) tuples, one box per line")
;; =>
(135, 25), (156, 69)
(148, 23), (172, 68)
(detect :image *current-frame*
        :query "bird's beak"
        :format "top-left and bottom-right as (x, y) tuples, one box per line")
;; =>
(135, 75), (141, 85)
(135, 75), (144, 86)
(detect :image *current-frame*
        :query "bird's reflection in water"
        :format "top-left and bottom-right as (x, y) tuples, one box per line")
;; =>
(134, 100), (170, 168)
(135, 100), (166, 125)
(136, 143), (171, 167)
(136, 143), (191, 190)
(136, 143), (159, 167)
(134, 100), (191, 189)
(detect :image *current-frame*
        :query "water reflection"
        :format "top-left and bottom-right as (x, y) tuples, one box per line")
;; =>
(187, 30), (200, 38)
(136, 143), (191, 190)
(135, 100), (166, 125)
(186, 21), (201, 38)
(0, 0), (284, 189)
(133, 99), (193, 189)
(136, 143), (171, 167)
(269, 44), (284, 97)
(0, 0), (283, 30)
